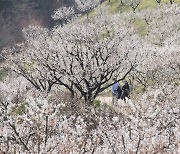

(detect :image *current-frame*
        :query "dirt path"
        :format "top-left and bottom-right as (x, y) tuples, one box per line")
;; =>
(96, 96), (137, 115)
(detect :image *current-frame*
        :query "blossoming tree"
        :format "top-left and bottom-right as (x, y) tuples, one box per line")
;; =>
(10, 8), (146, 104)
(0, 1), (179, 154)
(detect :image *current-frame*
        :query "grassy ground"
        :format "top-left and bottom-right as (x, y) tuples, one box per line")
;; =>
(106, 0), (131, 13)
(133, 18), (147, 36)
(0, 69), (8, 81)
(137, 0), (157, 10)
(79, 0), (180, 36)
(106, 0), (180, 13)
(91, 0), (179, 36)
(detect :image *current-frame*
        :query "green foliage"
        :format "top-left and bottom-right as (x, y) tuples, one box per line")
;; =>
(132, 85), (145, 95)
(137, 0), (157, 10)
(175, 0), (180, 3)
(133, 18), (148, 36)
(23, 61), (35, 71)
(93, 100), (101, 107)
(174, 79), (180, 86)
(100, 26), (115, 40)
(0, 69), (8, 81)
(100, 90), (112, 97)
(103, 102), (116, 113)
(106, 0), (131, 13)
(161, 0), (171, 3)
(11, 102), (27, 115)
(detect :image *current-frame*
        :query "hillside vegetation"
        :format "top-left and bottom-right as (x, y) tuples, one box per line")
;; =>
(1, 0), (180, 51)
(0, 0), (74, 51)
(107, 0), (180, 13)
(0, 0), (180, 153)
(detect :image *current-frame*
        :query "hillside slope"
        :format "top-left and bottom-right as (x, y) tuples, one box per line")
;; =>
(1, 0), (180, 51)
(0, 0), (74, 50)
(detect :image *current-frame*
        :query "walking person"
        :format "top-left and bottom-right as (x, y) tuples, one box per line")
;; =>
(121, 81), (130, 103)
(112, 78), (122, 105)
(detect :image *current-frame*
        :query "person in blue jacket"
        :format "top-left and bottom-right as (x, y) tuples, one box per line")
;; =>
(112, 78), (122, 105)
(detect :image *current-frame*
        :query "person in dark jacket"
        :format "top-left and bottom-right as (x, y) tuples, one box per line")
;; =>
(112, 78), (122, 105)
(121, 81), (130, 103)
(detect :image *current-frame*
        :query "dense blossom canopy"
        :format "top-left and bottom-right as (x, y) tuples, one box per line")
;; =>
(0, 1), (180, 153)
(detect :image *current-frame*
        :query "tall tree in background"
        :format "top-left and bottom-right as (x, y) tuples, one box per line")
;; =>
(124, 0), (141, 12)
(75, 0), (101, 18)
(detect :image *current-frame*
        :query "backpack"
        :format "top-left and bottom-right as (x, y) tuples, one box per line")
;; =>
(116, 86), (122, 99)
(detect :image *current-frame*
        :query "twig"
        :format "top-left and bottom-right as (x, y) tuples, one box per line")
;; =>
(9, 122), (30, 152)
(122, 135), (126, 153)
(135, 136), (141, 154)
(45, 116), (49, 147)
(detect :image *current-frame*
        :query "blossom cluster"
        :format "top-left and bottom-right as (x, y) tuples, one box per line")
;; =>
(0, 76), (179, 153)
